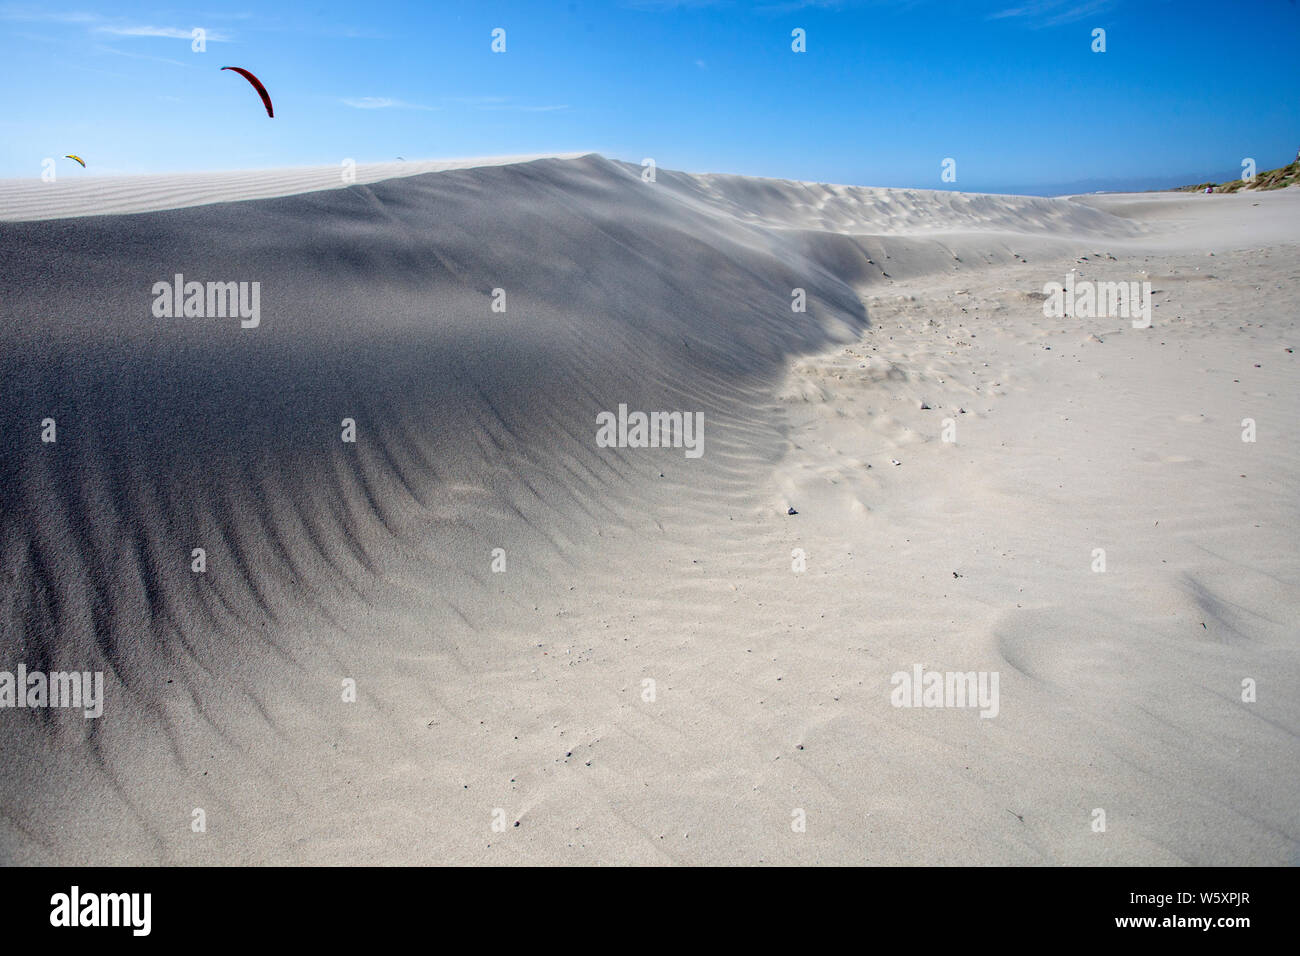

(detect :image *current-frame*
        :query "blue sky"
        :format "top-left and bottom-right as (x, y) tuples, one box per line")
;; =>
(2, 0), (1297, 193)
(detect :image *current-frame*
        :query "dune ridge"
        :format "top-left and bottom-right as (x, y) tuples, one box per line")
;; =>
(0, 154), (593, 223)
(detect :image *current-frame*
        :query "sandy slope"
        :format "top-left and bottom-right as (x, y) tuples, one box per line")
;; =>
(0, 154), (587, 222)
(0, 156), (1295, 864)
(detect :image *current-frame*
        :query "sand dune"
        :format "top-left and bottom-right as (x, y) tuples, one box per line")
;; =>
(0, 154), (588, 222)
(0, 155), (1296, 864)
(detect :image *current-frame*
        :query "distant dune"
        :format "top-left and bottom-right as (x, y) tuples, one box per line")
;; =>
(1, 155), (1297, 864)
(1173, 157), (1300, 194)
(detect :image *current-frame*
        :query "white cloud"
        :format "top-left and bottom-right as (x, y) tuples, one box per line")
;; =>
(0, 9), (232, 40)
(341, 97), (438, 111)
(95, 25), (231, 40)
(988, 0), (1115, 27)
(0, 8), (101, 24)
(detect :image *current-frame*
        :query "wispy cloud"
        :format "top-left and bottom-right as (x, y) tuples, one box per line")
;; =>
(624, 1), (730, 9)
(0, 7), (100, 24)
(988, 0), (1115, 27)
(341, 97), (438, 111)
(755, 0), (931, 12)
(755, 0), (848, 11)
(95, 25), (231, 41)
(444, 95), (509, 106)
(1, 8), (233, 40)
(630, 0), (916, 15)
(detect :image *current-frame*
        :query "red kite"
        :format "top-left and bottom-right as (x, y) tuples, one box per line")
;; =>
(221, 66), (274, 118)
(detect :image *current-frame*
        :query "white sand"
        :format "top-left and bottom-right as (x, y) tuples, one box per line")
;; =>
(0, 153), (587, 222)
(0, 155), (1295, 864)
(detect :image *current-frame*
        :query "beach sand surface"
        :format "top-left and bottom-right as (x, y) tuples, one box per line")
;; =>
(0, 155), (1296, 864)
